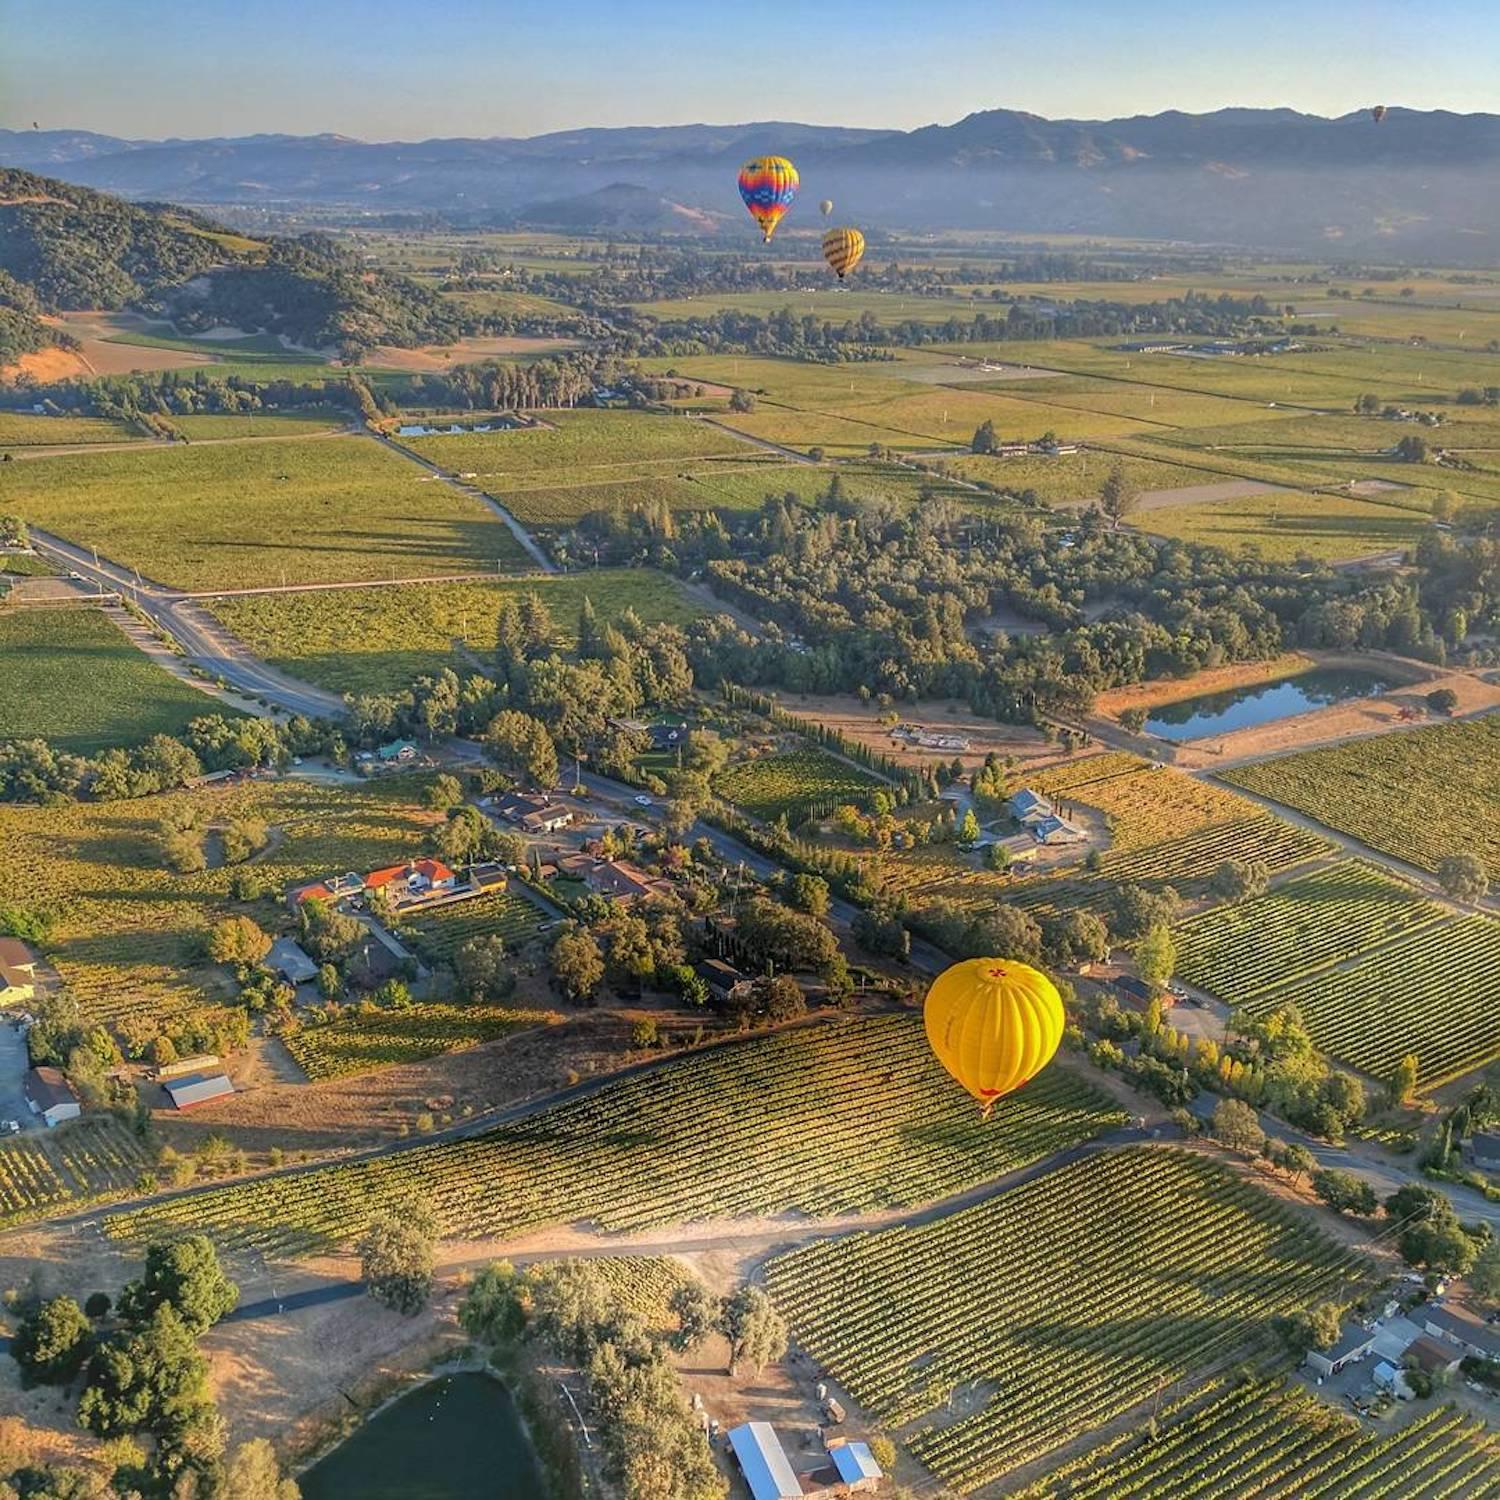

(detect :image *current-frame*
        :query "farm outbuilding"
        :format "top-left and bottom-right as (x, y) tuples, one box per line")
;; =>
(23, 1067), (80, 1128)
(727, 1422), (803, 1500)
(1305, 1325), (1376, 1378)
(163, 1072), (235, 1111)
(829, 1438), (884, 1490)
(267, 937), (318, 986)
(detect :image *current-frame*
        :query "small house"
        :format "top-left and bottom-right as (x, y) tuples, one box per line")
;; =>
(828, 1439), (884, 1492)
(520, 806), (572, 835)
(1421, 1303), (1500, 1361)
(409, 858), (456, 894)
(0, 939), (38, 978)
(994, 833), (1039, 865)
(585, 861), (670, 903)
(468, 863), (509, 892)
(493, 792), (567, 830)
(1113, 975), (1159, 1007)
(289, 881), (335, 909)
(375, 740), (420, 765)
(1007, 788), (1053, 826)
(697, 959), (747, 1004)
(1305, 1324), (1376, 1379)
(162, 1073), (235, 1111)
(726, 1423), (802, 1500)
(646, 721), (690, 752)
(1466, 1131), (1500, 1173)
(0, 963), (35, 1006)
(267, 937), (318, 986)
(1031, 814), (1086, 846)
(24, 1067), (80, 1128)
(1407, 1334), (1463, 1376)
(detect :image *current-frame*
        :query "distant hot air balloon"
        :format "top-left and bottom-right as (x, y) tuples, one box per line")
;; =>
(737, 156), (799, 243)
(924, 958), (1064, 1118)
(1372, 105), (1388, 124)
(819, 198), (834, 218)
(821, 227), (866, 281)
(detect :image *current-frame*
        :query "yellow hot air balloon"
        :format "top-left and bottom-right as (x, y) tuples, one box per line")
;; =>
(924, 957), (1064, 1118)
(821, 226), (866, 281)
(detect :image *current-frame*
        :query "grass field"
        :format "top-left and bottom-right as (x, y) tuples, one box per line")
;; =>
(400, 888), (553, 962)
(1, 434), (531, 590)
(103, 1015), (1127, 1255)
(0, 552), (58, 576)
(713, 748), (885, 822)
(282, 1000), (559, 1081)
(206, 567), (704, 696)
(1029, 1375), (1500, 1500)
(0, 775), (439, 1030)
(1264, 914), (1500, 1086)
(1223, 716), (1500, 880)
(765, 1147), (1354, 1491)
(1175, 861), (1446, 1002)
(0, 607), (233, 752)
(169, 411), (348, 440)
(0, 1118), (153, 1228)
(0, 413), (141, 447)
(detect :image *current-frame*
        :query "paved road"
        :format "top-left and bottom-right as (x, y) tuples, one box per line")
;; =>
(371, 431), (557, 574)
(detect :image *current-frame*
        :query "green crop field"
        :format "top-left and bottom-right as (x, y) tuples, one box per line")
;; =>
(1029, 1375), (1500, 1500)
(1139, 489), (1430, 562)
(0, 775), (439, 1030)
(0, 553), (58, 577)
(206, 567), (704, 696)
(168, 411), (348, 440)
(1223, 717), (1500, 880)
(0, 413), (142, 446)
(282, 1000), (559, 1081)
(713, 748), (884, 822)
(0, 434), (531, 590)
(765, 1148), (1355, 1491)
(1253, 915), (1500, 1086)
(0, 1119), (153, 1229)
(400, 888), (552, 962)
(1176, 861), (1445, 1002)
(103, 1015), (1127, 1256)
(0, 607), (234, 752)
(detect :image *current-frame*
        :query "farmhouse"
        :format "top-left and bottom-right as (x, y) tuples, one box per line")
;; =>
(646, 720), (690, 752)
(1008, 788), (1054, 825)
(1406, 1334), (1463, 1376)
(365, 858), (458, 904)
(994, 833), (1039, 865)
(0, 963), (35, 1006)
(1031, 814), (1087, 846)
(0, 940), (38, 979)
(266, 937), (318, 986)
(697, 958), (748, 1004)
(585, 860), (671, 903)
(376, 740), (421, 764)
(162, 1072), (235, 1111)
(828, 1439), (884, 1491)
(1305, 1324), (1376, 1379)
(1421, 1303), (1500, 1361)
(23, 1067), (80, 1128)
(726, 1423), (802, 1500)
(289, 881), (335, 909)
(1465, 1131), (1500, 1173)
(1113, 975), (1160, 1007)
(492, 792), (571, 832)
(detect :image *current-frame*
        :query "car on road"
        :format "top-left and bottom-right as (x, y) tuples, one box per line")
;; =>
(634, 794), (653, 807)
(0, 1121), (19, 1135)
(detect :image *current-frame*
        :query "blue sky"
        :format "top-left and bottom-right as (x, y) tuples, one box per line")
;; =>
(4, 0), (1497, 138)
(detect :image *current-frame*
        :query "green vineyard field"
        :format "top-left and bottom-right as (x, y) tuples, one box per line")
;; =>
(0, 1119), (151, 1227)
(764, 1148), (1357, 1491)
(1175, 861), (1444, 1002)
(713, 748), (884, 822)
(1028, 1375), (1500, 1499)
(400, 889), (552, 963)
(104, 1016), (1126, 1256)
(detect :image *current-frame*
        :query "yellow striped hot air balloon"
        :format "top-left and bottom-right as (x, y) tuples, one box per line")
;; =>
(924, 957), (1065, 1118)
(821, 226), (865, 281)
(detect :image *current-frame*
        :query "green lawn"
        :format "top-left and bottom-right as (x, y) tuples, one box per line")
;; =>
(0, 413), (142, 446)
(206, 567), (705, 696)
(0, 434), (531, 590)
(0, 607), (233, 752)
(169, 411), (348, 440)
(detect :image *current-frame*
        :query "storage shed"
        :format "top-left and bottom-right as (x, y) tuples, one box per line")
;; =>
(163, 1073), (235, 1111)
(727, 1422), (802, 1500)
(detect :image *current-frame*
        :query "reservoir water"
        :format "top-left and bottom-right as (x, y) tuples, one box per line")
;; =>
(1143, 667), (1399, 742)
(300, 1371), (545, 1500)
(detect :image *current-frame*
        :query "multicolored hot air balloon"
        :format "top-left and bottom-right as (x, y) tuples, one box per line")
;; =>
(819, 198), (834, 217)
(1372, 105), (1388, 124)
(821, 226), (865, 281)
(924, 957), (1064, 1118)
(738, 156), (799, 242)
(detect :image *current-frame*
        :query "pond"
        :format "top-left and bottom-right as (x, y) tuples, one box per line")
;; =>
(396, 418), (522, 436)
(1143, 666), (1400, 742)
(300, 1371), (546, 1500)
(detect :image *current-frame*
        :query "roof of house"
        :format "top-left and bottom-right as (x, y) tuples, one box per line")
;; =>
(494, 792), (551, 819)
(1008, 788), (1051, 814)
(830, 1441), (883, 1483)
(364, 864), (410, 890)
(0, 939), (35, 970)
(412, 858), (454, 884)
(266, 937), (318, 984)
(1408, 1334), (1462, 1372)
(376, 739), (419, 760)
(24, 1067), (77, 1112)
(163, 1073), (235, 1110)
(1032, 814), (1084, 840)
(293, 882), (334, 905)
(1114, 975), (1157, 1003)
(727, 1423), (802, 1500)
(1373, 1359), (1402, 1385)
(587, 861), (664, 900)
(1324, 1324), (1377, 1362)
(1424, 1303), (1500, 1356)
(0, 963), (35, 994)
